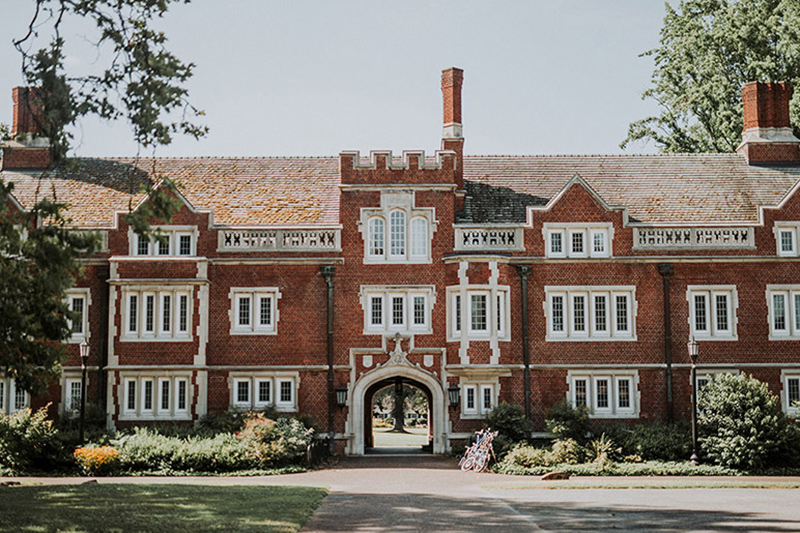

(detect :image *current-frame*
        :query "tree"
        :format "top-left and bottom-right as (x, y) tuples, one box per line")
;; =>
(622, 0), (800, 153)
(698, 373), (800, 470)
(0, 1), (204, 393)
(13, 0), (207, 161)
(0, 182), (96, 395)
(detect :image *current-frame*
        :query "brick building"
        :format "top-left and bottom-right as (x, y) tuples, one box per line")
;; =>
(2, 69), (800, 454)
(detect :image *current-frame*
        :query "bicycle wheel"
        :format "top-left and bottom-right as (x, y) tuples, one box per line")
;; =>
(460, 454), (476, 472)
(473, 450), (489, 472)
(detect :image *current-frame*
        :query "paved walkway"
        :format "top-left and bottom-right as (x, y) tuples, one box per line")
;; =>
(4, 455), (800, 531)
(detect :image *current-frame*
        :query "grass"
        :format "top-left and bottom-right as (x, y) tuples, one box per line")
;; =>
(0, 484), (327, 532)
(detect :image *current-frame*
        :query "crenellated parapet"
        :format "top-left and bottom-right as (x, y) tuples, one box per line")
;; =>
(339, 150), (458, 186)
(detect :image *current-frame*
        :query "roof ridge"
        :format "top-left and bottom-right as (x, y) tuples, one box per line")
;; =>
(73, 155), (339, 161)
(464, 153), (741, 158)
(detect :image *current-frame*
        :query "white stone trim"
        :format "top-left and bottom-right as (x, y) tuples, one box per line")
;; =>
(227, 287), (281, 335)
(65, 288), (91, 344)
(566, 369), (640, 419)
(686, 285), (738, 341)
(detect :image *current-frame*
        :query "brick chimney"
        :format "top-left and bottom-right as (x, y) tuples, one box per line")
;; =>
(441, 67), (464, 190)
(737, 81), (800, 164)
(1, 86), (52, 170)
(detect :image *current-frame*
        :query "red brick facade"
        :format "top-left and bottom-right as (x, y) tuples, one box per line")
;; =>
(4, 70), (800, 454)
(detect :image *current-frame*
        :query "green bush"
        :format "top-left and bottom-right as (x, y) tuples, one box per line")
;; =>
(239, 415), (315, 467)
(632, 421), (691, 461)
(550, 438), (587, 464)
(698, 373), (800, 470)
(486, 402), (533, 443)
(113, 414), (316, 473)
(502, 444), (549, 468)
(494, 459), (740, 477)
(0, 406), (62, 473)
(545, 400), (591, 442)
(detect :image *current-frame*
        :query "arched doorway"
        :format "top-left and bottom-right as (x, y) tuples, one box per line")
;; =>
(348, 364), (447, 455)
(364, 377), (432, 453)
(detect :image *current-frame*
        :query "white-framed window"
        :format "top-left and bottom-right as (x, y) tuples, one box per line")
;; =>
(360, 191), (437, 264)
(774, 223), (800, 257)
(65, 378), (83, 412)
(568, 371), (638, 418)
(229, 287), (281, 335)
(120, 374), (192, 420)
(122, 286), (193, 341)
(767, 286), (800, 339)
(66, 288), (90, 343)
(129, 226), (198, 257)
(447, 286), (511, 341)
(782, 372), (800, 415)
(229, 373), (299, 412)
(545, 286), (636, 341)
(687, 286), (737, 340)
(361, 286), (435, 335)
(0, 377), (29, 414)
(543, 223), (613, 258)
(461, 382), (496, 418)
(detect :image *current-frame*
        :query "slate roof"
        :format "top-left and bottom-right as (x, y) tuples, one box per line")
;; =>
(3, 152), (800, 227)
(3, 157), (341, 228)
(462, 154), (800, 225)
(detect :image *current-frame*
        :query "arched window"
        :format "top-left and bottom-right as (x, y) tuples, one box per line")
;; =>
(389, 211), (406, 257)
(410, 217), (428, 258)
(368, 217), (385, 257)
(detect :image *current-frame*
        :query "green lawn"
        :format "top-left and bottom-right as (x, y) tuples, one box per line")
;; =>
(0, 484), (327, 532)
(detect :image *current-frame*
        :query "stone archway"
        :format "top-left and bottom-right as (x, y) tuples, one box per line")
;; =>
(348, 364), (447, 455)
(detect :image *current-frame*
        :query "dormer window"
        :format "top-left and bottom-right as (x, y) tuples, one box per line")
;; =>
(361, 192), (436, 264)
(544, 223), (613, 258)
(129, 226), (198, 257)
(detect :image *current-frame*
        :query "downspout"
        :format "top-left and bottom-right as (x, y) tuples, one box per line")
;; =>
(658, 263), (674, 423)
(96, 265), (110, 412)
(515, 265), (532, 421)
(320, 265), (336, 454)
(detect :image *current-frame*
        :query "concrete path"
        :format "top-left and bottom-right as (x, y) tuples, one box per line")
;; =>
(4, 455), (800, 531)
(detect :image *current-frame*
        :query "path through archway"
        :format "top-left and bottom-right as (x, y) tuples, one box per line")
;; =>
(365, 378), (432, 454)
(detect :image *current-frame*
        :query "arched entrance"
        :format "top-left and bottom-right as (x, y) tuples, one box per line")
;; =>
(348, 364), (447, 455)
(364, 377), (432, 452)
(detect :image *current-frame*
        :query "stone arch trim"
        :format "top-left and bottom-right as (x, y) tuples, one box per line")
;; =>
(347, 364), (447, 455)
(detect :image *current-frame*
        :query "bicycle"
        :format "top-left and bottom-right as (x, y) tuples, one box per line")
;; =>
(459, 428), (498, 473)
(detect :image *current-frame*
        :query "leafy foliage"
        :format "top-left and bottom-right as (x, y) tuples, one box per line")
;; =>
(484, 402), (533, 457)
(0, 406), (62, 473)
(545, 399), (591, 442)
(0, 182), (97, 394)
(73, 445), (120, 476)
(14, 0), (207, 161)
(623, 0), (800, 152)
(698, 373), (800, 469)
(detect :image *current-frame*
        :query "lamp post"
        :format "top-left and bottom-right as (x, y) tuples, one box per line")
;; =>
(79, 341), (90, 443)
(688, 337), (699, 465)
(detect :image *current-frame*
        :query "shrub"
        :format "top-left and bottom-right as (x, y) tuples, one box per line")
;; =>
(545, 400), (590, 442)
(74, 446), (121, 476)
(195, 410), (248, 435)
(632, 421), (691, 461)
(587, 433), (622, 471)
(486, 402), (533, 444)
(550, 438), (587, 464)
(502, 444), (549, 468)
(0, 406), (62, 473)
(698, 373), (800, 470)
(238, 415), (315, 467)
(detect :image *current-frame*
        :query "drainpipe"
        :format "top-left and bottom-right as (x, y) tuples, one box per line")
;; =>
(321, 265), (336, 454)
(96, 265), (110, 412)
(515, 265), (532, 421)
(658, 263), (674, 423)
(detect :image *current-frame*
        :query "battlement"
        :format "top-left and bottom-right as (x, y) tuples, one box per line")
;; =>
(339, 150), (458, 185)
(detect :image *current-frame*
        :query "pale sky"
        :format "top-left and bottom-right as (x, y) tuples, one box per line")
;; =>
(0, 1), (666, 158)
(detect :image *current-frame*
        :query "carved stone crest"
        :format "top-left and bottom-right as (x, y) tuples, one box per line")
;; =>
(387, 332), (410, 366)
